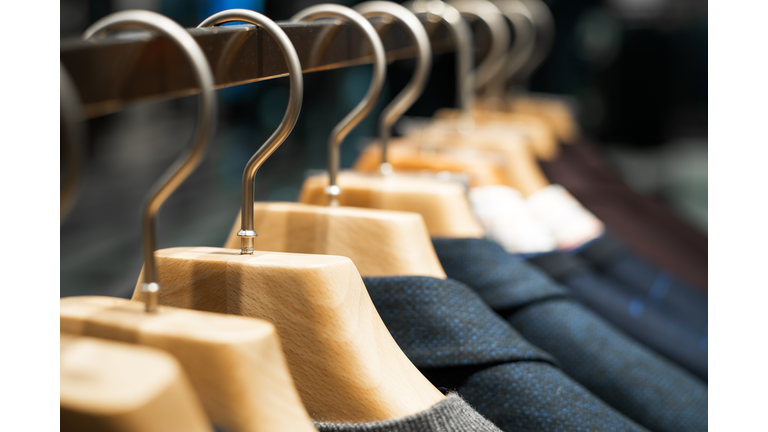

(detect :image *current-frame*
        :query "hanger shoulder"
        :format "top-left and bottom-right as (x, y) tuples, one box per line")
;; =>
(223, 203), (447, 279)
(137, 247), (446, 423)
(434, 107), (559, 160)
(299, 173), (484, 239)
(61, 333), (212, 432)
(353, 138), (509, 187)
(61, 295), (316, 432)
(506, 95), (580, 144)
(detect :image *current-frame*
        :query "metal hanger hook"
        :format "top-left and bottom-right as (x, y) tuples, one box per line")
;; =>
(353, 1), (432, 174)
(447, 0), (510, 101)
(84, 10), (218, 313)
(489, 0), (536, 95)
(406, 1), (475, 116)
(514, 0), (555, 88)
(291, 4), (387, 206)
(198, 9), (304, 255)
(60, 63), (86, 223)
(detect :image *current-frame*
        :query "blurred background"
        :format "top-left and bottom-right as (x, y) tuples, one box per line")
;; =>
(60, 0), (707, 298)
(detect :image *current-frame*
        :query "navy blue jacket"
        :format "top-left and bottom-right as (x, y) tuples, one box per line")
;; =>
(363, 276), (649, 432)
(431, 238), (707, 432)
(525, 243), (707, 380)
(575, 233), (708, 335)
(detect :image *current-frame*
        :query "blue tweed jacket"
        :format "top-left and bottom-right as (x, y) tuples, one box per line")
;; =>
(524, 237), (708, 380)
(431, 237), (707, 432)
(363, 276), (648, 432)
(574, 233), (708, 342)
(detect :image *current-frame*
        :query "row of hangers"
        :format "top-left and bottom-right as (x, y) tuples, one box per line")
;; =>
(60, 1), (578, 430)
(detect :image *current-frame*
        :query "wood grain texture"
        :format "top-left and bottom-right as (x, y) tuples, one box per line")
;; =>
(503, 96), (580, 144)
(61, 333), (212, 432)
(60, 296), (316, 432)
(433, 107), (560, 161)
(223, 202), (446, 279)
(421, 122), (552, 196)
(352, 137), (508, 187)
(130, 247), (446, 423)
(299, 172), (484, 238)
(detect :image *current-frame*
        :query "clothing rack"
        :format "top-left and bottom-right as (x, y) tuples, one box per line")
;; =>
(60, 17), (463, 119)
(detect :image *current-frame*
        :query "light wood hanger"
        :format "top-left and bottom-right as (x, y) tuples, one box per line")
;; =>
(59, 11), (316, 432)
(296, 2), (484, 239)
(61, 333), (212, 432)
(134, 5), (445, 422)
(422, 119), (552, 196)
(352, 135), (508, 187)
(355, 124), (550, 197)
(224, 3), (460, 273)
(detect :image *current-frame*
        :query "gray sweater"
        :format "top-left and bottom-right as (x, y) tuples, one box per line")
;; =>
(315, 394), (502, 432)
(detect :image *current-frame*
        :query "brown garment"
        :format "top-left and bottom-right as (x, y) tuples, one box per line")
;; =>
(539, 139), (707, 293)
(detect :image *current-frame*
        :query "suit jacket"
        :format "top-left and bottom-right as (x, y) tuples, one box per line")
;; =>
(431, 238), (707, 432)
(539, 139), (707, 292)
(526, 248), (707, 380)
(576, 233), (708, 331)
(363, 276), (648, 432)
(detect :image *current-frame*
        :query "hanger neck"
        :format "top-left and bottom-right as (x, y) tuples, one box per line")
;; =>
(224, 202), (447, 278)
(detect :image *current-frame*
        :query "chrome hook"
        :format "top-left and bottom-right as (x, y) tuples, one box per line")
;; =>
(84, 10), (217, 312)
(515, 0), (555, 87)
(353, 1), (432, 174)
(60, 63), (86, 222)
(198, 9), (303, 255)
(447, 0), (510, 98)
(490, 0), (536, 95)
(291, 4), (386, 206)
(406, 1), (475, 116)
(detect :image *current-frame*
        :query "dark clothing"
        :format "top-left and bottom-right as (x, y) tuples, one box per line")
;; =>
(576, 233), (708, 332)
(363, 276), (649, 432)
(527, 249), (708, 380)
(315, 394), (503, 432)
(540, 139), (708, 292)
(431, 237), (707, 432)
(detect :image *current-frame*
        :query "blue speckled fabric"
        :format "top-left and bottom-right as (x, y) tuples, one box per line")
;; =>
(526, 248), (708, 380)
(363, 276), (648, 432)
(576, 233), (708, 346)
(431, 237), (707, 432)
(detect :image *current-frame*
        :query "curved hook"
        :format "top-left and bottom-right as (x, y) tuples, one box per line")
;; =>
(515, 0), (555, 87)
(406, 1), (475, 116)
(198, 9), (304, 255)
(60, 63), (86, 223)
(353, 1), (431, 174)
(490, 0), (536, 94)
(291, 4), (386, 206)
(447, 0), (509, 97)
(84, 10), (217, 312)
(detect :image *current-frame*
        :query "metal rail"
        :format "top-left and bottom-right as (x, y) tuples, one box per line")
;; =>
(60, 17), (457, 119)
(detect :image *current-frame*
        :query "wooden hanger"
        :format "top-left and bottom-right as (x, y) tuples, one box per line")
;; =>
(424, 119), (552, 196)
(59, 11), (316, 432)
(352, 135), (508, 187)
(132, 5), (444, 422)
(296, 2), (484, 239)
(61, 333), (212, 432)
(223, 3), (463, 275)
(355, 123), (550, 197)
